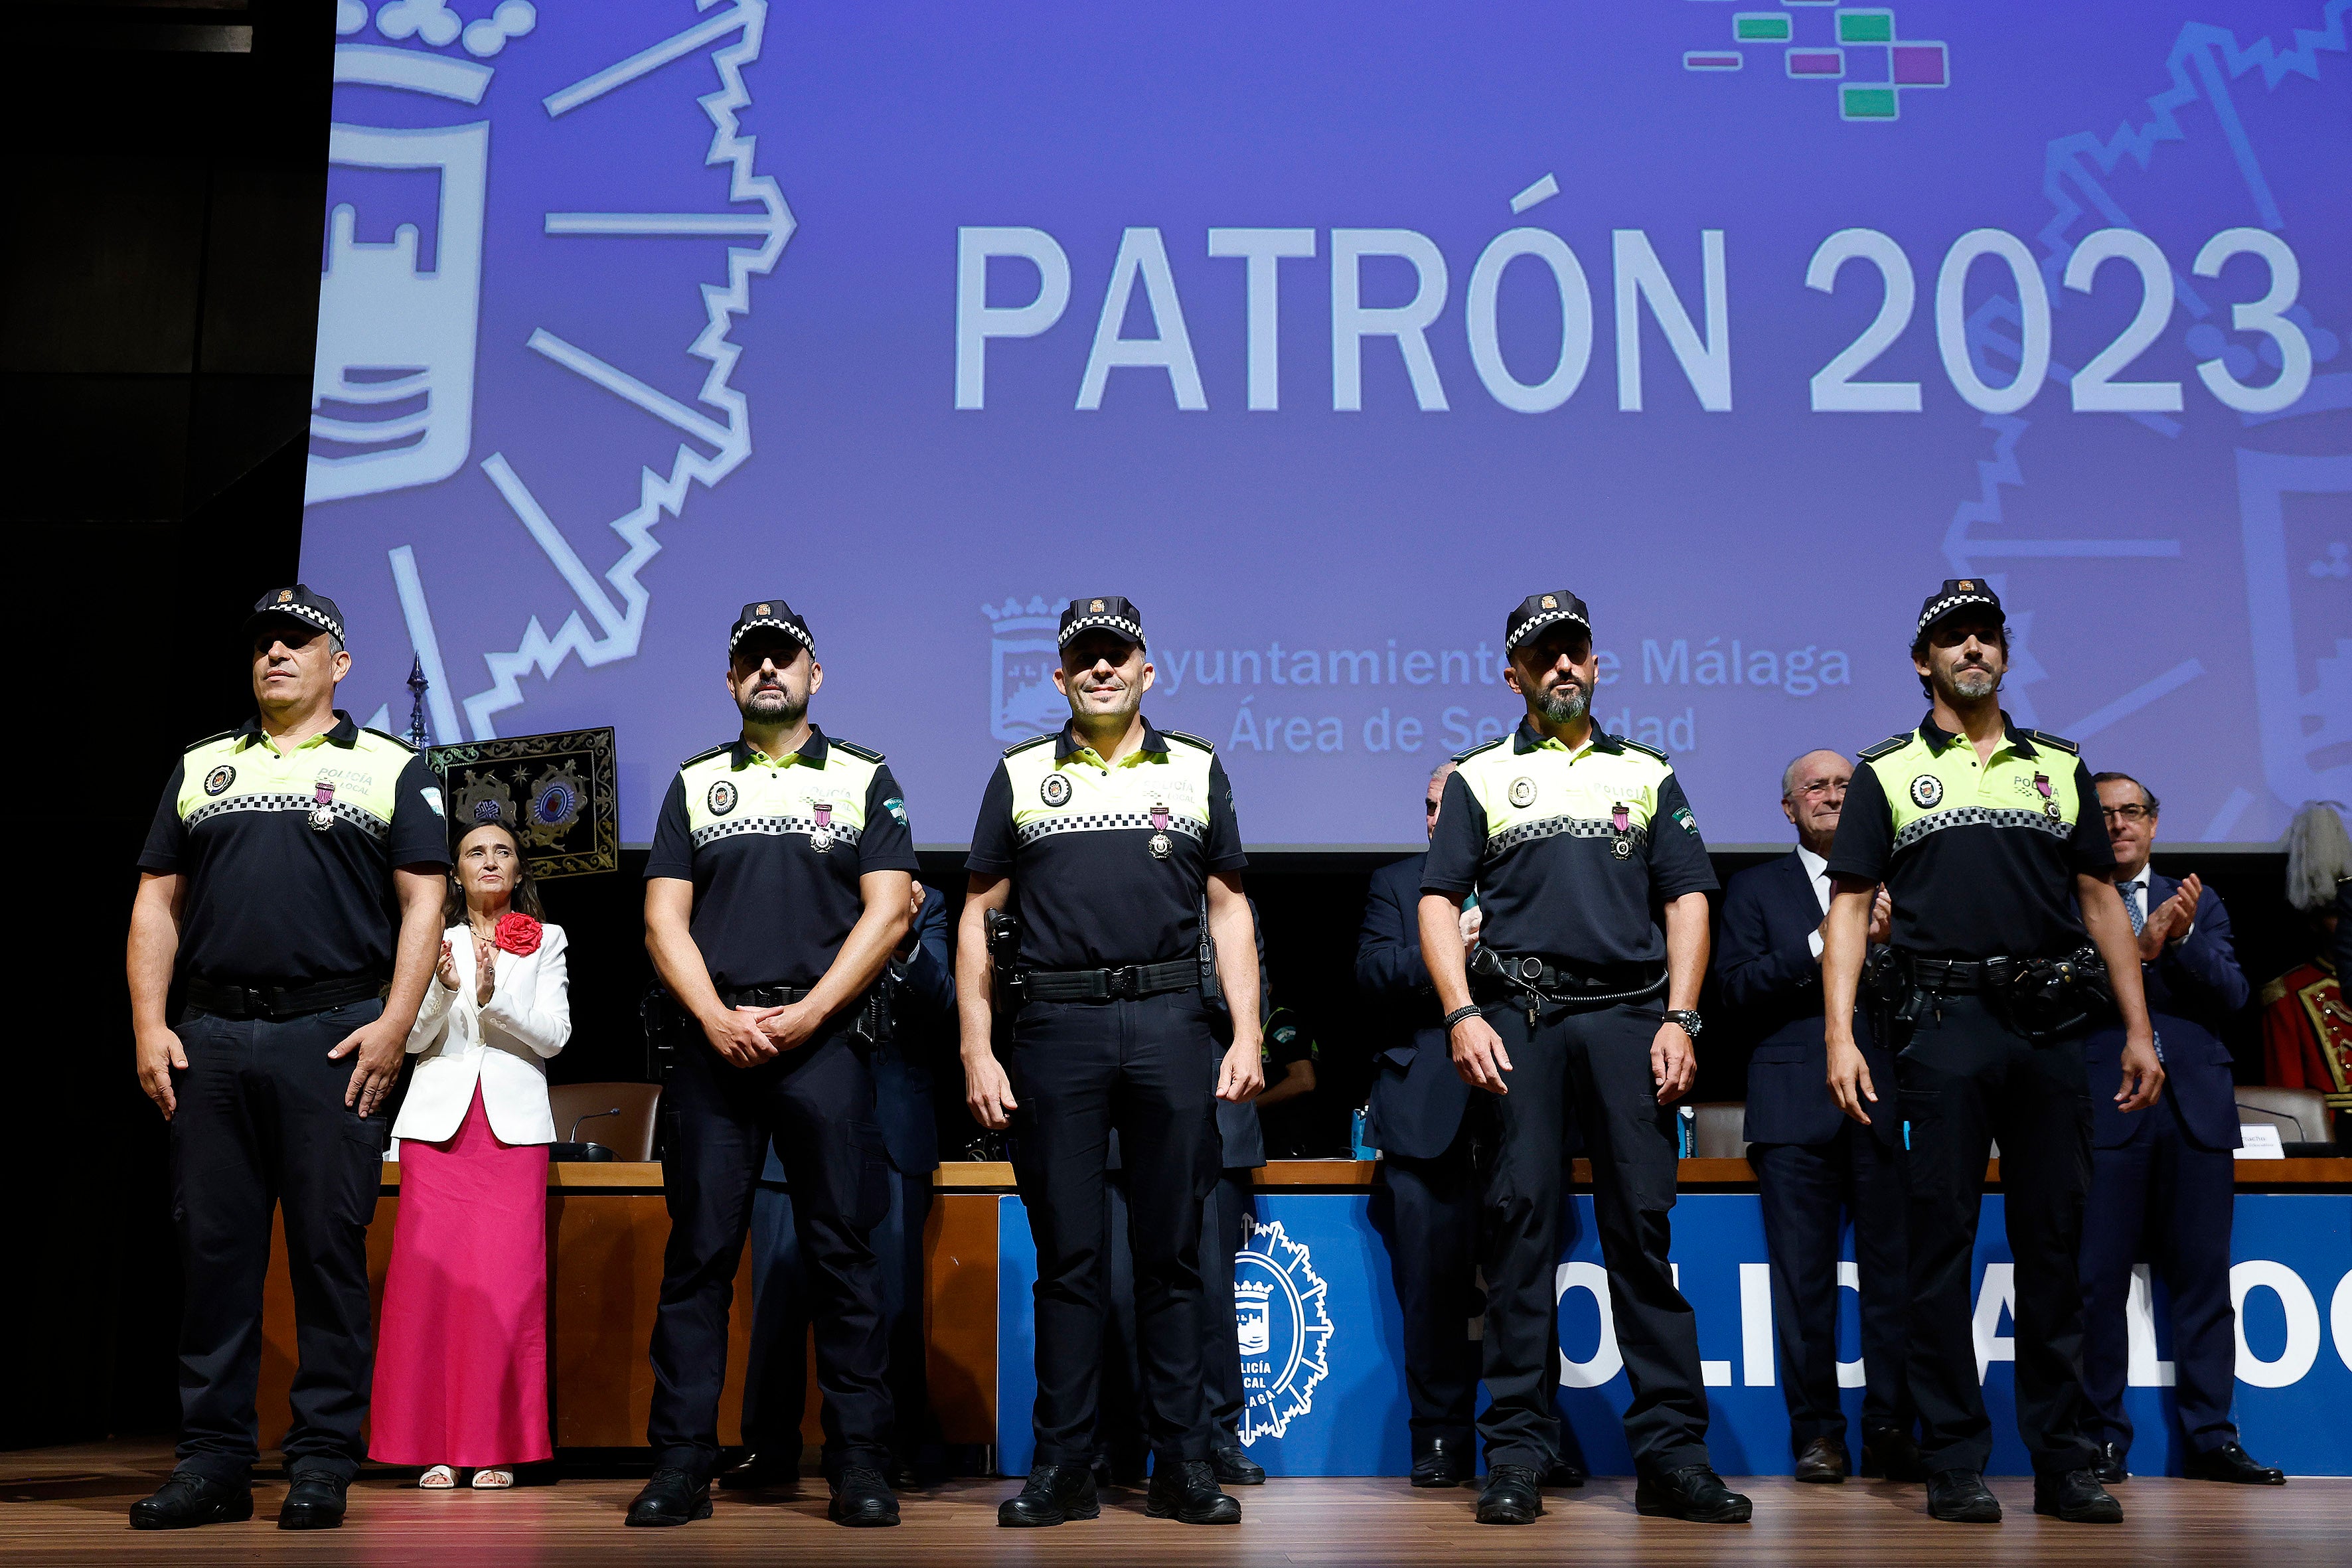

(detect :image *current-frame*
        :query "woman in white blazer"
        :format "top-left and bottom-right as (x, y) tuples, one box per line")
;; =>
(369, 819), (570, 1490)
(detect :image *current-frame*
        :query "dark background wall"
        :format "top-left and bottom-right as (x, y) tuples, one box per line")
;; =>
(2, 3), (2323, 1454)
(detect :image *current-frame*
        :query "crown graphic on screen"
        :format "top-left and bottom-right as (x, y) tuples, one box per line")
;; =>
(1232, 1277), (1277, 1302)
(984, 596), (1061, 633)
(339, 0), (537, 60)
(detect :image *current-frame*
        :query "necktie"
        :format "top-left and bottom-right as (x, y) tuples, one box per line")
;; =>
(2122, 880), (2145, 935)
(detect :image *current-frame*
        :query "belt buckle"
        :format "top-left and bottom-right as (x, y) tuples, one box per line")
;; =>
(1105, 965), (1139, 998)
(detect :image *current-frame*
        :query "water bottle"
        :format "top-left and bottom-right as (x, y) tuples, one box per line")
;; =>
(1351, 1106), (1380, 1160)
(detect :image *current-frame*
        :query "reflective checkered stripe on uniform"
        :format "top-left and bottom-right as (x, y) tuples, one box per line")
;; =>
(1015, 810), (1208, 846)
(690, 814), (864, 849)
(185, 792), (391, 839)
(1489, 814), (1650, 853)
(177, 729), (412, 834)
(1890, 804), (2071, 853)
(1002, 734), (1217, 841)
(678, 745), (884, 842)
(1863, 728), (2087, 852)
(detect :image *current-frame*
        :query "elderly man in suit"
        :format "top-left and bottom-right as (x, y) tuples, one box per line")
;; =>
(1358, 761), (1484, 1487)
(2080, 773), (2281, 1486)
(1715, 749), (1920, 1484)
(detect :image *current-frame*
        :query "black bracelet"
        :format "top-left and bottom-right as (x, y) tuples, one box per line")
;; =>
(1441, 1004), (1482, 1033)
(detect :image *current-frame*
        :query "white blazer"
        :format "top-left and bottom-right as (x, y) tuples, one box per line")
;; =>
(393, 921), (572, 1146)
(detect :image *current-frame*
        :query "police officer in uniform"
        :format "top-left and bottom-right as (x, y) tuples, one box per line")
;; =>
(959, 595), (1263, 1528)
(1422, 591), (1750, 1526)
(127, 586), (449, 1531)
(637, 599), (918, 1529)
(1820, 580), (2161, 1526)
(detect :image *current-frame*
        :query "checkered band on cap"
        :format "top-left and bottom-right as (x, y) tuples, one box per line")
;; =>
(248, 586), (345, 643)
(1504, 591), (1592, 652)
(1058, 596), (1146, 649)
(1915, 580), (2003, 637)
(730, 601), (814, 655)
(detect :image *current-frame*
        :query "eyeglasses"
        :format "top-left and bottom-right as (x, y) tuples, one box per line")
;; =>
(1789, 780), (1845, 799)
(2099, 804), (2153, 822)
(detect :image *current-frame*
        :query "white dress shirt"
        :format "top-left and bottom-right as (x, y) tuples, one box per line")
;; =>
(392, 921), (572, 1146)
(1798, 844), (1832, 957)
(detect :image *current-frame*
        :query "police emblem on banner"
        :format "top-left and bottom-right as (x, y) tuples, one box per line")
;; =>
(1233, 1218), (1336, 1445)
(428, 727), (619, 879)
(203, 764), (236, 797)
(1910, 774), (1943, 808)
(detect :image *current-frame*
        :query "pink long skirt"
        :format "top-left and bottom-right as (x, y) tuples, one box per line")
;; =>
(370, 1085), (552, 1466)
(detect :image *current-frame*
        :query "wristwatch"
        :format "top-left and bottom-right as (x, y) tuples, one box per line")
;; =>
(1662, 1009), (1703, 1041)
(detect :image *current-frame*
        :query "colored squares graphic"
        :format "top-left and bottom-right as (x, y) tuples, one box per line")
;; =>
(1842, 85), (1899, 119)
(1684, 52), (1744, 70)
(1836, 9), (1895, 44)
(1734, 13), (1792, 41)
(1891, 42), (1947, 86)
(1786, 48), (1844, 77)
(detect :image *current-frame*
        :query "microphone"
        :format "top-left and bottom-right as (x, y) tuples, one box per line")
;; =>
(568, 1107), (622, 1142)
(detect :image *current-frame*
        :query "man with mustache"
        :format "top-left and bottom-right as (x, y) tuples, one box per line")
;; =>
(636, 600), (918, 1529)
(1820, 580), (2161, 1526)
(1421, 591), (1748, 1526)
(960, 596), (1263, 1529)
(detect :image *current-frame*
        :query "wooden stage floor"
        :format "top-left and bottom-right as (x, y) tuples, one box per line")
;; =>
(5, 1443), (2347, 1566)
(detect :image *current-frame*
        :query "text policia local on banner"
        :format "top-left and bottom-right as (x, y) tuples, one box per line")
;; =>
(955, 225), (2314, 416)
(1159, 636), (1849, 755)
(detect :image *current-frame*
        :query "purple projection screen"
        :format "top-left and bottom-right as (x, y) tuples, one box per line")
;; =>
(303, 1), (2352, 848)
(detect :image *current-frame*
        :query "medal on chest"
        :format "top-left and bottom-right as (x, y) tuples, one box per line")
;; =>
(2033, 772), (2060, 821)
(309, 780), (337, 832)
(1148, 803), (1173, 861)
(810, 800), (835, 852)
(1610, 801), (1632, 858)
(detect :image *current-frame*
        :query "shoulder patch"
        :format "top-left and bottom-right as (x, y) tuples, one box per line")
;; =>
(1857, 731), (1914, 763)
(362, 726), (420, 753)
(183, 727), (241, 753)
(1612, 735), (1669, 762)
(829, 738), (884, 763)
(2023, 728), (2080, 755)
(1001, 734), (1054, 757)
(1450, 737), (1506, 763)
(679, 742), (732, 769)
(1163, 729), (1215, 751)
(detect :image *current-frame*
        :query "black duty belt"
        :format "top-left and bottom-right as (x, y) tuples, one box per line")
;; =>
(1907, 958), (1990, 994)
(718, 984), (816, 1008)
(185, 974), (382, 1021)
(1470, 949), (1668, 1004)
(1020, 959), (1197, 1002)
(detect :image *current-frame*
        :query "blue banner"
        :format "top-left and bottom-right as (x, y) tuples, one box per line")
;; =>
(995, 1190), (2352, 1475)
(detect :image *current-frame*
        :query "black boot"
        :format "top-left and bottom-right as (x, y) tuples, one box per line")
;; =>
(129, 1472), (253, 1531)
(1475, 1463), (1543, 1524)
(1411, 1437), (1472, 1488)
(1210, 1443), (1266, 1486)
(1144, 1458), (1241, 1524)
(827, 1465), (900, 1527)
(997, 1464), (1101, 1528)
(625, 1468), (712, 1527)
(2184, 1442), (2286, 1486)
(1861, 1427), (1928, 1482)
(1924, 1468), (2001, 1522)
(1634, 1464), (1753, 1522)
(277, 1470), (349, 1531)
(2033, 1468), (2124, 1523)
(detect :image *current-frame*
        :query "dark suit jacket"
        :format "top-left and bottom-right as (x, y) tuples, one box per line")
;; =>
(2084, 872), (2247, 1151)
(1715, 849), (1893, 1148)
(764, 884), (952, 1184)
(1358, 854), (1472, 1160)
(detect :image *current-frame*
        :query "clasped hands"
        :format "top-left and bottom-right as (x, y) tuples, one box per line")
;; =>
(703, 1000), (825, 1066)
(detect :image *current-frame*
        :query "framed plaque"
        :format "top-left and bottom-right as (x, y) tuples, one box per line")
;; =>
(427, 726), (618, 879)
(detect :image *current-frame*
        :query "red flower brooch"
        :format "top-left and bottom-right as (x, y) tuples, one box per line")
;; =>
(493, 911), (543, 957)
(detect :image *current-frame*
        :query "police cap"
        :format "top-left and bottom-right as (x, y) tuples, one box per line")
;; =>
(1915, 578), (2004, 640)
(1058, 595), (1146, 651)
(1504, 589), (1591, 653)
(244, 584), (345, 645)
(729, 599), (815, 657)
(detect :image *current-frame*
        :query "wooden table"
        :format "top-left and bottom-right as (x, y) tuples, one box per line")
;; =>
(261, 1155), (2351, 1454)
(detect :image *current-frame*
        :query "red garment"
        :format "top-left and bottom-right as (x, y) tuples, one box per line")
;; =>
(2260, 957), (2350, 1112)
(370, 1085), (551, 1467)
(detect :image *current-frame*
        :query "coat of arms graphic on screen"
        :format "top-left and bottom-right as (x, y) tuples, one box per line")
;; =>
(307, 1), (789, 747)
(1233, 1217), (1335, 1446)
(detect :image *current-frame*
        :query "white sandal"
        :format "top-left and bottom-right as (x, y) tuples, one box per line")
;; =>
(420, 1465), (457, 1490)
(471, 1468), (514, 1490)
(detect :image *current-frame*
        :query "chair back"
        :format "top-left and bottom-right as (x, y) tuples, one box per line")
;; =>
(2233, 1086), (2332, 1144)
(547, 1081), (663, 1160)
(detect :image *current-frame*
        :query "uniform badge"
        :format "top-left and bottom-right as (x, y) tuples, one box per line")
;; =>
(2034, 772), (2061, 821)
(1148, 803), (1173, 860)
(202, 764), (236, 797)
(309, 781), (337, 832)
(1910, 774), (1943, 808)
(706, 779), (738, 816)
(1040, 773), (1073, 807)
(1611, 838), (1633, 859)
(1610, 801), (1634, 857)
(810, 801), (835, 852)
(1507, 776), (1537, 809)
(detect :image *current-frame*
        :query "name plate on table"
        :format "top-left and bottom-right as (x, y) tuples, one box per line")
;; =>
(2236, 1125), (2287, 1160)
